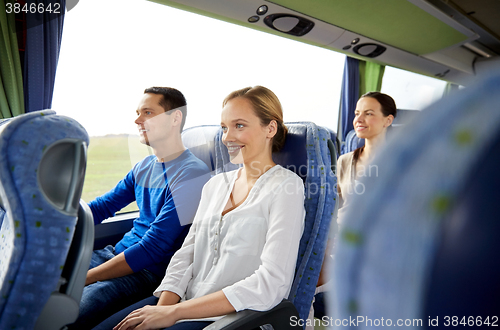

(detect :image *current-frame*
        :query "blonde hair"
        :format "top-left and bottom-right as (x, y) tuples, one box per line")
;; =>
(223, 86), (288, 152)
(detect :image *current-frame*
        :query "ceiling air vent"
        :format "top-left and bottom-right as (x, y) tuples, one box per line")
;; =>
(264, 14), (314, 36)
(353, 43), (387, 58)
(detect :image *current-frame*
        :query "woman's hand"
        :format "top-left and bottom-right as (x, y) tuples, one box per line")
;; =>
(114, 291), (234, 329)
(113, 305), (179, 330)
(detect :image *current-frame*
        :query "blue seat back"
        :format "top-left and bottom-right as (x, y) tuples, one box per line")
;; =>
(0, 110), (89, 329)
(285, 123), (337, 323)
(425, 127), (500, 318)
(182, 125), (239, 175)
(333, 71), (500, 325)
(0, 206), (4, 229)
(342, 129), (364, 155)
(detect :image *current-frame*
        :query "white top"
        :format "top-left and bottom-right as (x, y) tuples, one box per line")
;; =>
(154, 165), (305, 320)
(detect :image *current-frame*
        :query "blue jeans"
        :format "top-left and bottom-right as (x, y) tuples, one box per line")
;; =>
(98, 320), (211, 330)
(68, 245), (161, 330)
(164, 321), (213, 329)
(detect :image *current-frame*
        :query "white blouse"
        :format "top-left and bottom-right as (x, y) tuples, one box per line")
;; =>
(154, 165), (305, 320)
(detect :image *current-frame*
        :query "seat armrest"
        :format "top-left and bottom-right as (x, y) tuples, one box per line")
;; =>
(203, 299), (302, 330)
(61, 201), (95, 302)
(34, 293), (79, 330)
(93, 212), (136, 249)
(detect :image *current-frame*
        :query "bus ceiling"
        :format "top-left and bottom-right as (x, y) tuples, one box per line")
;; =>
(148, 0), (500, 86)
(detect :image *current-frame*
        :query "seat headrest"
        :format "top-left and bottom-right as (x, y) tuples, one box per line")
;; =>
(425, 130), (500, 316)
(0, 110), (89, 216)
(392, 109), (420, 126)
(273, 123), (308, 180)
(38, 139), (87, 214)
(182, 125), (220, 173)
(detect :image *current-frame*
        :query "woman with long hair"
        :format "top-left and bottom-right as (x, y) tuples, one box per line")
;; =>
(310, 92), (397, 329)
(336, 91), (397, 224)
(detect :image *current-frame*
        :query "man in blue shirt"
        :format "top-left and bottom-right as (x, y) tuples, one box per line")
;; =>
(71, 87), (210, 329)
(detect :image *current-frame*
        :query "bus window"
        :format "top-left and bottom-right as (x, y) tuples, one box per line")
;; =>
(51, 0), (345, 214)
(380, 66), (447, 110)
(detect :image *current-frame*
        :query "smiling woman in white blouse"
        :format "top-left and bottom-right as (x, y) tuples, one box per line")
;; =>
(115, 86), (305, 330)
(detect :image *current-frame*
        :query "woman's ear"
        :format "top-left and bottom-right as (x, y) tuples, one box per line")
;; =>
(384, 115), (394, 128)
(267, 120), (278, 139)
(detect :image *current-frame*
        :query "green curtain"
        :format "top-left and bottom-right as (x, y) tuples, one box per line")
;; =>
(0, 0), (24, 119)
(359, 60), (385, 95)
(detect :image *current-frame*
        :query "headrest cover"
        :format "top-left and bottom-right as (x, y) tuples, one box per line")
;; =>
(38, 139), (87, 215)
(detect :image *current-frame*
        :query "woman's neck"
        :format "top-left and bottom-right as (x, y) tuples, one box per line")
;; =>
(241, 156), (276, 186)
(363, 132), (386, 161)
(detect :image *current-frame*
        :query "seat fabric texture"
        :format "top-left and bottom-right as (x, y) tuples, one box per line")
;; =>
(342, 129), (364, 155)
(0, 110), (89, 329)
(284, 122), (337, 323)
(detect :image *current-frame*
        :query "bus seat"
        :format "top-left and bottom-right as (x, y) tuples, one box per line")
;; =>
(386, 108), (420, 141)
(0, 205), (4, 228)
(35, 201), (95, 330)
(332, 70), (500, 326)
(342, 129), (364, 155)
(391, 108), (420, 126)
(93, 122), (338, 330)
(181, 125), (217, 172)
(0, 110), (92, 330)
(182, 125), (239, 176)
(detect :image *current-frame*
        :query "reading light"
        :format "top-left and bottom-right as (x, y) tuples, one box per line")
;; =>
(257, 5), (268, 15)
(248, 16), (259, 23)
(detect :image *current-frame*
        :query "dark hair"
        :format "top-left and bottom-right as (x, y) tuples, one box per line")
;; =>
(223, 86), (288, 153)
(360, 91), (397, 118)
(144, 87), (187, 131)
(353, 92), (397, 163)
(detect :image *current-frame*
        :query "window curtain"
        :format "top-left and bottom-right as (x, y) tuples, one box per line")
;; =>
(24, 0), (65, 112)
(0, 0), (24, 119)
(359, 60), (385, 96)
(339, 57), (385, 145)
(339, 56), (360, 143)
